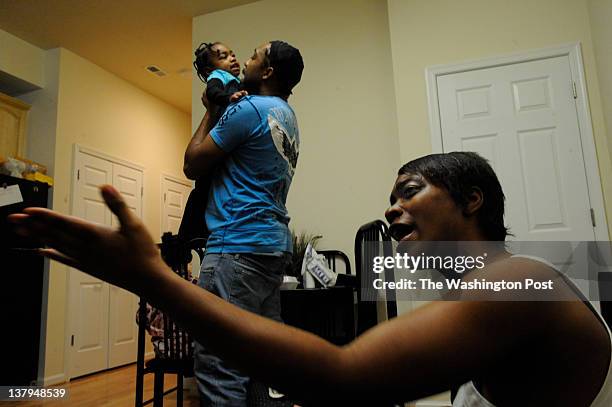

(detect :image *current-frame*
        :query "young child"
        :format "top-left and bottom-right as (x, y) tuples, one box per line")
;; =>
(193, 42), (247, 125)
(179, 42), (246, 241)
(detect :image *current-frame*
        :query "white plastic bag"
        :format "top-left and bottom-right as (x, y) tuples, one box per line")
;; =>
(300, 243), (337, 288)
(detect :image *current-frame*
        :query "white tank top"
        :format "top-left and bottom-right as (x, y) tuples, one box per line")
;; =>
(453, 255), (612, 407)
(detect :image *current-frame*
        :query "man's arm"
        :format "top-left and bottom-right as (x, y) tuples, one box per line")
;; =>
(183, 111), (227, 180)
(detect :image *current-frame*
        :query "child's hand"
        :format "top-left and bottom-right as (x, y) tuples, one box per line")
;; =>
(230, 90), (248, 102)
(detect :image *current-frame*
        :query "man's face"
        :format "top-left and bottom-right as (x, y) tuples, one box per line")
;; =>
(241, 43), (271, 94)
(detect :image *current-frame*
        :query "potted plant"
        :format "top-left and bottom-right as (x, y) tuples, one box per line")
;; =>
(286, 230), (322, 284)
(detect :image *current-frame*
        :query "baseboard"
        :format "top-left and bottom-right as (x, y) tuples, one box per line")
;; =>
(43, 372), (67, 386)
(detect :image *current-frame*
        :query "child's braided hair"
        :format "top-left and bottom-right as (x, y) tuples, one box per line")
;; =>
(193, 41), (221, 83)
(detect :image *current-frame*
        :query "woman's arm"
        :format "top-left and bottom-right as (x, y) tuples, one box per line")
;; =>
(158, 272), (545, 404)
(8, 186), (555, 405)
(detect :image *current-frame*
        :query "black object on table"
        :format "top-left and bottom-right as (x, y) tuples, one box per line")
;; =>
(0, 174), (50, 386)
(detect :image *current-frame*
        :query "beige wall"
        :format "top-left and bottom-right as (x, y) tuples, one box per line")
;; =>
(588, 0), (612, 163)
(19, 49), (61, 177)
(193, 0), (401, 261)
(0, 28), (45, 88)
(23, 48), (191, 383)
(387, 0), (612, 238)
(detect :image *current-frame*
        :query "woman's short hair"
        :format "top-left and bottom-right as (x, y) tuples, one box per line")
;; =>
(398, 151), (510, 241)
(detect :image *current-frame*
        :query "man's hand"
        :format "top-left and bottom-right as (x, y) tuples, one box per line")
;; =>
(8, 185), (168, 296)
(230, 90), (248, 103)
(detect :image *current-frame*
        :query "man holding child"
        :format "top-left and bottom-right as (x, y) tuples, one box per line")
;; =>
(184, 40), (304, 406)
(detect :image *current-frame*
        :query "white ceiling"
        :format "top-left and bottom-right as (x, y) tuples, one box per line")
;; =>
(0, 0), (261, 113)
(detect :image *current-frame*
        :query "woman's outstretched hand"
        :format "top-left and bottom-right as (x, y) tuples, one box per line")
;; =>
(8, 185), (168, 295)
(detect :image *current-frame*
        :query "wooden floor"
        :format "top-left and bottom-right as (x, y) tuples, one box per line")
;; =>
(3, 363), (200, 407)
(0, 364), (441, 406)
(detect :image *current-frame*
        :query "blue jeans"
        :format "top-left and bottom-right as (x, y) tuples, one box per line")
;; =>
(194, 253), (289, 406)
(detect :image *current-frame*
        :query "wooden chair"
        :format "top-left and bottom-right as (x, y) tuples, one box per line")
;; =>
(135, 234), (206, 407)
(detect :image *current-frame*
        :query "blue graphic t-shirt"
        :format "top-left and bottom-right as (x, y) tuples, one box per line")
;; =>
(205, 95), (299, 253)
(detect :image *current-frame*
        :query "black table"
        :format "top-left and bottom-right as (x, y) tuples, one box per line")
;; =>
(280, 286), (356, 345)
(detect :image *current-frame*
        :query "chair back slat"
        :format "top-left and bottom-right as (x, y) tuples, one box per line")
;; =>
(354, 220), (396, 334)
(318, 250), (352, 276)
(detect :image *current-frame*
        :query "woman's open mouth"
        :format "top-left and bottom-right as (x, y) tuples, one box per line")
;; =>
(389, 223), (416, 241)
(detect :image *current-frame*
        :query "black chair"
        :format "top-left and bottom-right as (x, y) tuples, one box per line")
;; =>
(318, 250), (352, 275)
(135, 234), (206, 407)
(318, 249), (356, 288)
(354, 220), (397, 335)
(599, 272), (612, 327)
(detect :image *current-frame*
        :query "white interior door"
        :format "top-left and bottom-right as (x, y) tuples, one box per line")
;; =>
(436, 55), (595, 242)
(108, 164), (142, 368)
(161, 175), (192, 235)
(70, 148), (143, 377)
(69, 153), (112, 378)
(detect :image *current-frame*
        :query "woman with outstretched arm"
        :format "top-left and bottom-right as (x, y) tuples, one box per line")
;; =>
(9, 152), (612, 406)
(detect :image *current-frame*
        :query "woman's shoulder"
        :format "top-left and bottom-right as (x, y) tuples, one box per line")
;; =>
(458, 254), (576, 300)
(443, 254), (594, 338)
(455, 254), (609, 344)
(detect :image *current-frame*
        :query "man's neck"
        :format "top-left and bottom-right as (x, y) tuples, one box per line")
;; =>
(257, 84), (288, 100)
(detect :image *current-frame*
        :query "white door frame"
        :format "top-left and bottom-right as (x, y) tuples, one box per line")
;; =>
(160, 172), (193, 236)
(425, 42), (608, 241)
(64, 144), (145, 380)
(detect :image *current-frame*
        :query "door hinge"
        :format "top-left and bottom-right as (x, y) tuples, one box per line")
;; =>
(590, 208), (596, 227)
(572, 81), (578, 99)
(71, 335), (74, 347)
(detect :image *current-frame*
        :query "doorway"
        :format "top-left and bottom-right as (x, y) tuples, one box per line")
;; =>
(67, 145), (144, 378)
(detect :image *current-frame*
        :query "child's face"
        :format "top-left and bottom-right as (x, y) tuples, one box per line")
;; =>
(210, 43), (240, 77)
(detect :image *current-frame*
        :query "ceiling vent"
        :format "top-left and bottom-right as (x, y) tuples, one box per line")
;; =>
(177, 67), (191, 77)
(145, 65), (167, 77)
